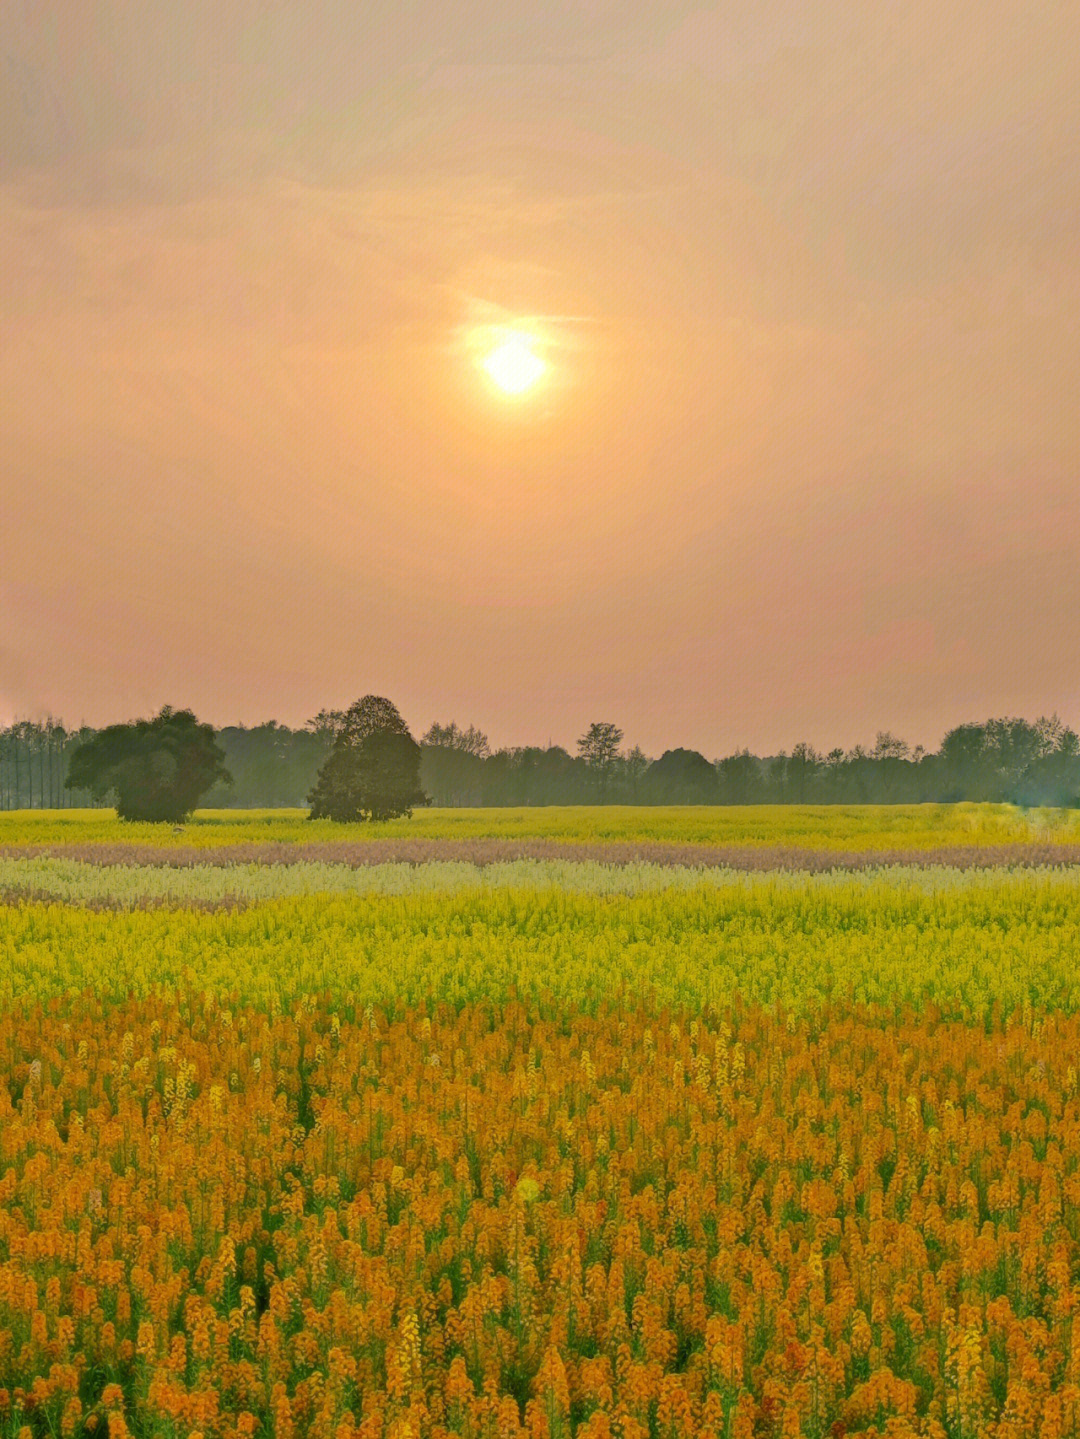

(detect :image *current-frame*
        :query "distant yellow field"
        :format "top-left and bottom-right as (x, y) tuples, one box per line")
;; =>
(2, 801), (1078, 849)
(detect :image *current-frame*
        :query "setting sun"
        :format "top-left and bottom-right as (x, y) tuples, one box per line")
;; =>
(482, 333), (545, 394)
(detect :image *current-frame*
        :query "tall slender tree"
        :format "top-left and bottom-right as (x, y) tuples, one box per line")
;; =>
(576, 722), (624, 802)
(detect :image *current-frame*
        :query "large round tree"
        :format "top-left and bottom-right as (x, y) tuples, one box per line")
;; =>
(307, 695), (428, 821)
(640, 747), (720, 804)
(64, 706), (232, 821)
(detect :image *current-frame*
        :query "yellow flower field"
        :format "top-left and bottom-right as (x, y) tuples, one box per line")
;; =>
(3, 879), (1080, 1016)
(2, 807), (1080, 1436)
(3, 803), (1078, 852)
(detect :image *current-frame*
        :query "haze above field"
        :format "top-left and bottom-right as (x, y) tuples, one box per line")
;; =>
(3, 2), (1079, 753)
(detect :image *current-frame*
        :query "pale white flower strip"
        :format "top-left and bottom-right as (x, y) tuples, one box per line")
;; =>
(2, 854), (1080, 906)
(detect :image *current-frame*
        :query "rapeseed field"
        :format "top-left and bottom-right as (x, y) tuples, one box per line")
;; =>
(2, 807), (1080, 1437)
(3, 803), (1077, 852)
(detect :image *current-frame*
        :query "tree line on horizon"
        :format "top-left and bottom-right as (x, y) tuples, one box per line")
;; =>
(2, 708), (1079, 812)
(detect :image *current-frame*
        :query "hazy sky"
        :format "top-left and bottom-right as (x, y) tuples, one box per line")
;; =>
(3, 1), (1079, 756)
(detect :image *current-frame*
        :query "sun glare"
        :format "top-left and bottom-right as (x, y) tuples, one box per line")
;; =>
(482, 333), (545, 394)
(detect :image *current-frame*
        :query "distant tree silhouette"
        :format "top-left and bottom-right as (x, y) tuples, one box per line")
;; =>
(64, 707), (231, 821)
(203, 721), (332, 807)
(420, 722), (490, 806)
(1014, 722), (1080, 807)
(936, 718), (1055, 802)
(642, 748), (719, 804)
(306, 708), (348, 742)
(767, 752), (790, 801)
(787, 743), (822, 803)
(14, 703), (1080, 813)
(423, 721), (490, 758)
(331, 695), (411, 747)
(621, 745), (651, 802)
(462, 744), (585, 806)
(987, 717), (1057, 797)
(717, 749), (763, 804)
(577, 722), (623, 801)
(869, 731), (913, 801)
(939, 723), (993, 801)
(308, 695), (427, 821)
